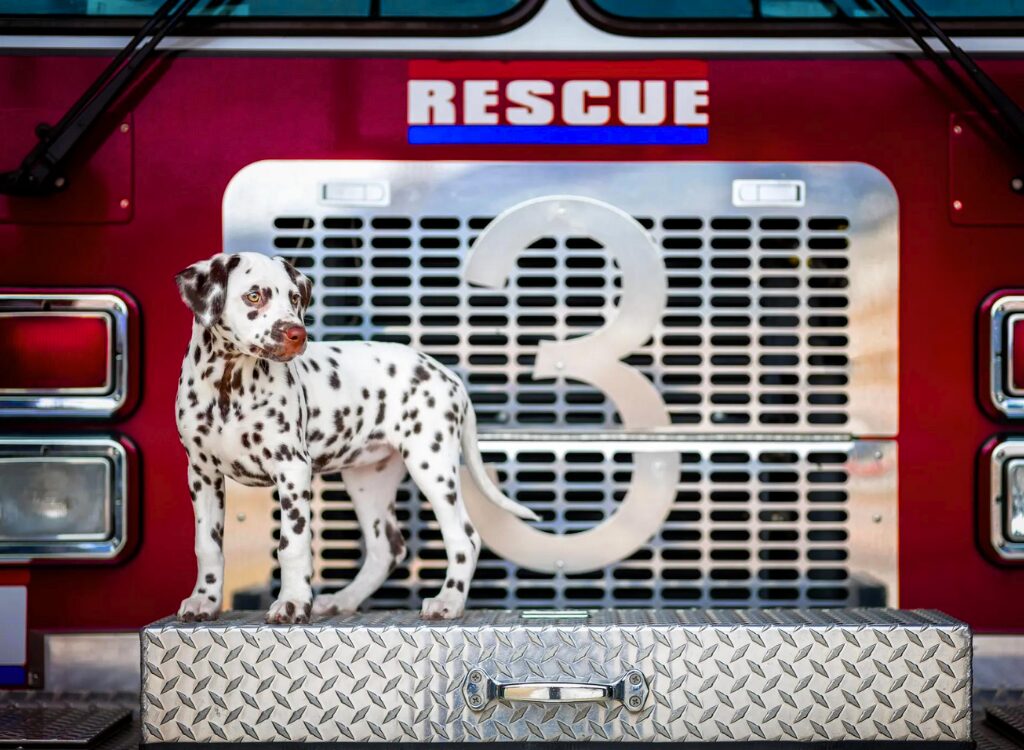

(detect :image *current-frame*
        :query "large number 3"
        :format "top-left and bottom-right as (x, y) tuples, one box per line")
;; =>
(461, 196), (681, 573)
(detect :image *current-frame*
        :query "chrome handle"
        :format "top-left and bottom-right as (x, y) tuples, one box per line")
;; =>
(463, 669), (647, 712)
(499, 682), (611, 703)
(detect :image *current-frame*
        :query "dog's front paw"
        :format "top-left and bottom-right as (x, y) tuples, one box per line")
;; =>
(178, 595), (220, 622)
(311, 594), (357, 619)
(420, 595), (464, 621)
(266, 597), (312, 624)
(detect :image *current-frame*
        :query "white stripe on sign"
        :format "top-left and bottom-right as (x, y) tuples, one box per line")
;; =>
(0, 587), (27, 665)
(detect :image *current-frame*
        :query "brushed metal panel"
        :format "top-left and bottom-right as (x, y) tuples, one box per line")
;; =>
(223, 160), (898, 436)
(224, 439), (897, 610)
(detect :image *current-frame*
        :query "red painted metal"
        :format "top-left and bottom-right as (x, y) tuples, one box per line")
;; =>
(0, 110), (133, 225)
(0, 314), (111, 391)
(949, 111), (1024, 226)
(0, 54), (1022, 631)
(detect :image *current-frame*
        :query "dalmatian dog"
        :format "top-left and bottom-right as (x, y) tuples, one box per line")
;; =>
(174, 251), (538, 624)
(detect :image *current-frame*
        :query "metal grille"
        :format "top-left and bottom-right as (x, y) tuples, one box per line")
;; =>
(266, 439), (895, 609)
(274, 214), (853, 429)
(224, 161), (899, 610)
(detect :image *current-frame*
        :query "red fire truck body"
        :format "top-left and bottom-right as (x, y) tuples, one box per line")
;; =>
(0, 1), (1022, 649)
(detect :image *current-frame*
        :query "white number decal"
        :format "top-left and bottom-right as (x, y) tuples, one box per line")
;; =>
(461, 196), (680, 573)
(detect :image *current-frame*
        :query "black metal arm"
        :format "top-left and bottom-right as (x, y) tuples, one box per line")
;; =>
(0, 0), (202, 197)
(872, 0), (1024, 193)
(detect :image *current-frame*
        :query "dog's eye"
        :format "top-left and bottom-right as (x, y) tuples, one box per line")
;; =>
(290, 293), (301, 307)
(245, 291), (261, 304)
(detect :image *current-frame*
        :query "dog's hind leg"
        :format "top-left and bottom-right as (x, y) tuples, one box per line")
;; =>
(405, 441), (479, 620)
(312, 452), (407, 617)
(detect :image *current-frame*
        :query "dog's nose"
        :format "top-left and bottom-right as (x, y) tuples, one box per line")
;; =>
(285, 326), (307, 347)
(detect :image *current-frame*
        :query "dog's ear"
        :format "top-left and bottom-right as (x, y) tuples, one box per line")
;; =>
(275, 256), (312, 315)
(175, 253), (237, 327)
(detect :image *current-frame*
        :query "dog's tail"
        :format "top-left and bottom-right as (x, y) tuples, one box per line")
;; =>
(461, 406), (540, 522)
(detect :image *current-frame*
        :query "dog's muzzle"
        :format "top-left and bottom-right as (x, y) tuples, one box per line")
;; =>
(267, 322), (307, 360)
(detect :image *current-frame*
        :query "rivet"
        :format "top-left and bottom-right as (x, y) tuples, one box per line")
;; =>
(872, 513), (882, 523)
(1012, 177), (1024, 193)
(53, 176), (66, 189)
(120, 198), (130, 209)
(120, 122), (130, 133)
(952, 200), (963, 211)
(874, 450), (883, 460)
(952, 124), (963, 135)
(554, 361), (565, 371)
(236, 513), (246, 523)
(555, 559), (565, 569)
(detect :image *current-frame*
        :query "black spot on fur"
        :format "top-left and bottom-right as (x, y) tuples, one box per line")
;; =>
(384, 522), (405, 557)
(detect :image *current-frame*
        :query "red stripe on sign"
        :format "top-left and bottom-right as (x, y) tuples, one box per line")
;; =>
(408, 59), (708, 80)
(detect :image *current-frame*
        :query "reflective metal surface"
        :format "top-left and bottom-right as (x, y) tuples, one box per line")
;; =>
(0, 437), (128, 560)
(463, 667), (649, 712)
(0, 294), (129, 419)
(988, 295), (1024, 418)
(141, 608), (970, 743)
(225, 439), (897, 609)
(466, 195), (680, 572)
(224, 160), (899, 436)
(39, 633), (140, 693)
(985, 439), (1024, 561)
(223, 161), (898, 606)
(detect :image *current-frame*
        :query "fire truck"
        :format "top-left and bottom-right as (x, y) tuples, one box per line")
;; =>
(0, 0), (1022, 746)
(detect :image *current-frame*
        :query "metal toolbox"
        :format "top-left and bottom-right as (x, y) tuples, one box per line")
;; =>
(141, 609), (970, 744)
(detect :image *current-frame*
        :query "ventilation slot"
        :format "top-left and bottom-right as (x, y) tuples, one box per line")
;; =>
(274, 212), (854, 430)
(273, 443), (854, 609)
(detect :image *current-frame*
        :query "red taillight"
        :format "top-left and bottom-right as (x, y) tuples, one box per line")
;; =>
(0, 313), (111, 393)
(1009, 313), (1024, 396)
(0, 293), (134, 418)
(979, 291), (1024, 419)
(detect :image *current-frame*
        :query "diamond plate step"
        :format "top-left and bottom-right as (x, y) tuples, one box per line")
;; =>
(0, 706), (131, 747)
(989, 706), (1024, 746)
(141, 608), (972, 744)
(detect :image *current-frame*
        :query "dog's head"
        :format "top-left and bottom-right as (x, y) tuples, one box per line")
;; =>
(175, 252), (312, 361)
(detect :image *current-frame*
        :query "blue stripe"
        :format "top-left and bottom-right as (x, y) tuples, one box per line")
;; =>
(408, 125), (708, 145)
(0, 666), (25, 686)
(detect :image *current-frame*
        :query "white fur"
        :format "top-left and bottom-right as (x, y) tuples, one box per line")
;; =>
(173, 252), (535, 624)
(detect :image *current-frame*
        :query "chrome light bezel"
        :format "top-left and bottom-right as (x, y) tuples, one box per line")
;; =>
(984, 437), (1024, 562)
(0, 294), (130, 418)
(0, 437), (128, 561)
(987, 295), (1024, 418)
